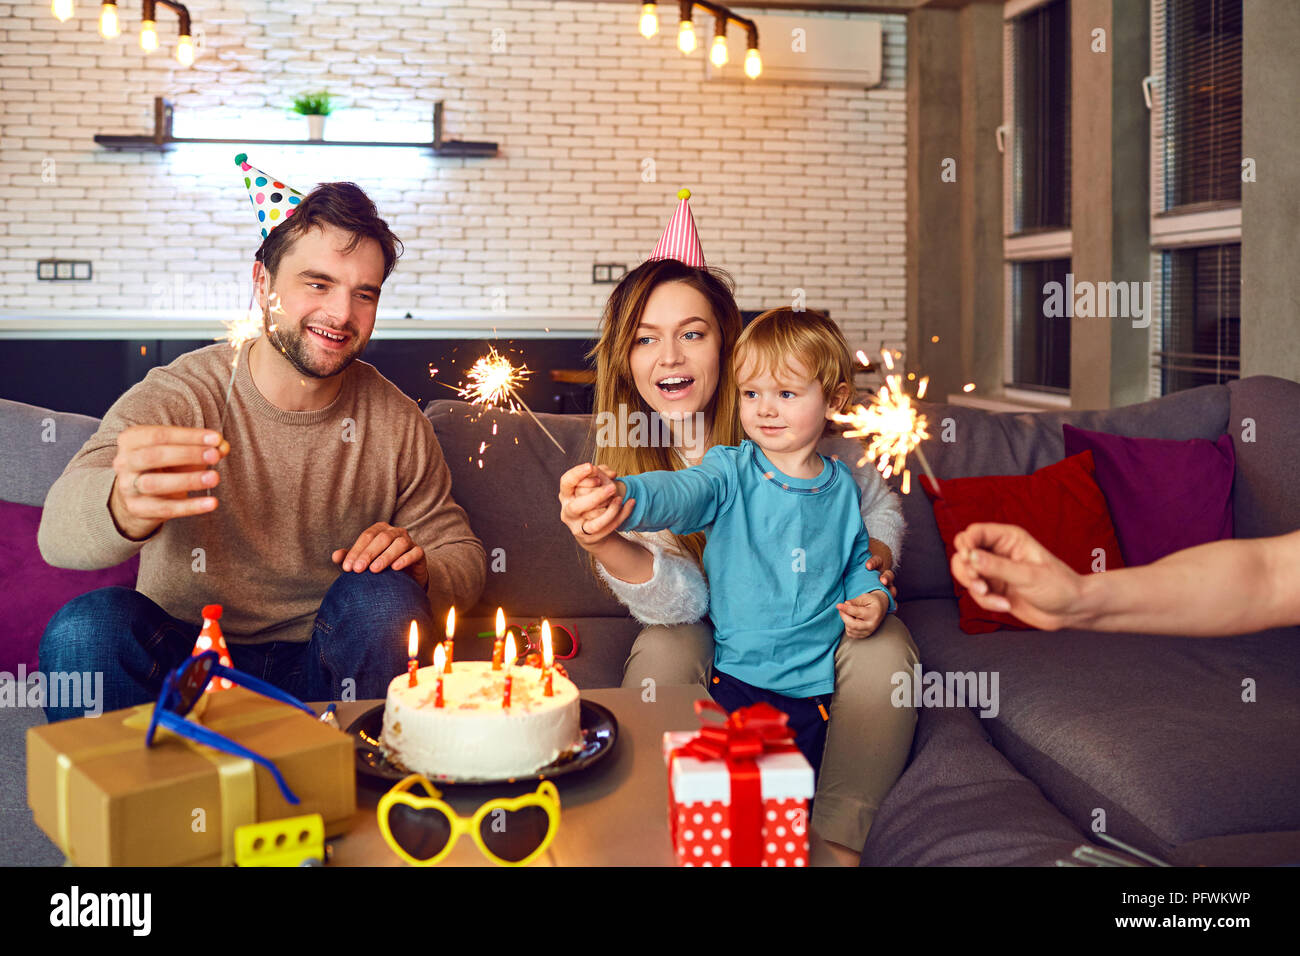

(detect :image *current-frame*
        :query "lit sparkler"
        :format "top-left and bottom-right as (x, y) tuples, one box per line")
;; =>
(215, 292), (286, 441)
(439, 345), (567, 455)
(833, 348), (943, 496)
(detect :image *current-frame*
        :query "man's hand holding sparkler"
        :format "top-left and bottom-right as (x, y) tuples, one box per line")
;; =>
(109, 425), (229, 541)
(949, 522), (1086, 630)
(332, 522), (429, 589)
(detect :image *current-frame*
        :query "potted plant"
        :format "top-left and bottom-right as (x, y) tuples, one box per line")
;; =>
(291, 91), (334, 141)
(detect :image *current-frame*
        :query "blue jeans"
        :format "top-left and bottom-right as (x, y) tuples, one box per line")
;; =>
(38, 569), (434, 722)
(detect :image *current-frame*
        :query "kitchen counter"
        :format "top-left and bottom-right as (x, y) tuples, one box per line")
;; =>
(0, 310), (599, 340)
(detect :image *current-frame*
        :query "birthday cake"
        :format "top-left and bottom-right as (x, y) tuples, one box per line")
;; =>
(379, 661), (582, 780)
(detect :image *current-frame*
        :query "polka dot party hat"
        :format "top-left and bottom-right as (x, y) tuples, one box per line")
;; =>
(649, 187), (706, 269)
(235, 153), (306, 239)
(194, 604), (234, 692)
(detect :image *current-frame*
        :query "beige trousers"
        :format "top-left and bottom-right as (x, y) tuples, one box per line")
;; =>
(620, 616), (921, 853)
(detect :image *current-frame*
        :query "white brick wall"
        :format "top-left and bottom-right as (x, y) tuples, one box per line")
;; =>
(0, 0), (906, 350)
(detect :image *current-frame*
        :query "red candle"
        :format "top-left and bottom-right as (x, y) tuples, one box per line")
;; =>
(444, 607), (455, 672)
(541, 620), (554, 697)
(502, 633), (516, 708)
(433, 644), (446, 707)
(491, 607), (505, 671)
(406, 620), (419, 687)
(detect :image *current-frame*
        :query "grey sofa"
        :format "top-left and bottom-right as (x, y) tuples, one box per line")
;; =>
(2, 375), (1297, 866)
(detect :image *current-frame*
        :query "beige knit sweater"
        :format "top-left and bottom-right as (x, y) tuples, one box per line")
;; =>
(37, 342), (486, 644)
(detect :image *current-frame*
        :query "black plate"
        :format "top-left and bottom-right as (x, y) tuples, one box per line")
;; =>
(346, 699), (618, 787)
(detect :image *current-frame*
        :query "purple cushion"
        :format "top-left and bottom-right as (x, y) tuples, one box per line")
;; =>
(1062, 423), (1234, 567)
(0, 500), (139, 672)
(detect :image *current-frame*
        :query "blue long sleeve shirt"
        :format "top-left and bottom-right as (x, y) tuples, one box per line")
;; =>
(618, 439), (896, 697)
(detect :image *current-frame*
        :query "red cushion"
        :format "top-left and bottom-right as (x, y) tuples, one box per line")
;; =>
(920, 450), (1126, 633)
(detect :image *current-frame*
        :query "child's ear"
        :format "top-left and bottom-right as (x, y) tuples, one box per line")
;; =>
(825, 382), (853, 419)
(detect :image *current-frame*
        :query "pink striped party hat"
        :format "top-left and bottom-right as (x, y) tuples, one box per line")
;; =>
(649, 187), (706, 268)
(235, 153), (307, 240)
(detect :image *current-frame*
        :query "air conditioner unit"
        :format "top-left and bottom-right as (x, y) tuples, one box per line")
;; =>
(703, 13), (883, 88)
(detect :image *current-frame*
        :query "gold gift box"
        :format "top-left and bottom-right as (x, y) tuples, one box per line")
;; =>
(27, 687), (356, 866)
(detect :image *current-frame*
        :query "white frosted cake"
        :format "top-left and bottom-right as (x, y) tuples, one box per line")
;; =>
(380, 661), (582, 780)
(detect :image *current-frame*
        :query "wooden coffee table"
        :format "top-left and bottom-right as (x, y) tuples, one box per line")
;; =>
(319, 685), (833, 867)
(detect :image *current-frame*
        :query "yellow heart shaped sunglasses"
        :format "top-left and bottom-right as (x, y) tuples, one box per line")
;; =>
(377, 773), (561, 867)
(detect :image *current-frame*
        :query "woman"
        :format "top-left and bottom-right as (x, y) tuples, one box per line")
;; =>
(557, 194), (920, 862)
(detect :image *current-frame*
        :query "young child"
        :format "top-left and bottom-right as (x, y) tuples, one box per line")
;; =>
(580, 308), (895, 774)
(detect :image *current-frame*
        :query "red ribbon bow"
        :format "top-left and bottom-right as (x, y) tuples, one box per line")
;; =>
(670, 700), (799, 867)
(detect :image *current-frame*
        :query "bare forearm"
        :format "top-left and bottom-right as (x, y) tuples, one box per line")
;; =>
(588, 533), (655, 585)
(1073, 537), (1285, 636)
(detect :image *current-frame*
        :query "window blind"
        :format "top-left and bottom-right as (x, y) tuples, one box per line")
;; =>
(1011, 0), (1071, 233)
(1011, 257), (1072, 392)
(1162, 0), (1242, 211)
(1156, 243), (1240, 393)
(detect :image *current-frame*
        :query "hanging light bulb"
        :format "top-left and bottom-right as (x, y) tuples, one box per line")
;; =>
(744, 45), (762, 79)
(52, 0), (75, 23)
(176, 34), (194, 66)
(98, 1), (120, 37)
(677, 17), (696, 54)
(140, 19), (158, 51)
(710, 32), (728, 68)
(639, 3), (658, 39)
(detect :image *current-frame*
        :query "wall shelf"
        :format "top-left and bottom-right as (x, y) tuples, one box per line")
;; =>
(93, 98), (498, 157)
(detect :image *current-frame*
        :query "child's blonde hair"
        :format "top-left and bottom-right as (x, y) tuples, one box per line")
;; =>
(732, 308), (857, 414)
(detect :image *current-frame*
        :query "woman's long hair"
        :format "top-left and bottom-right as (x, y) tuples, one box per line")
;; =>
(583, 258), (745, 582)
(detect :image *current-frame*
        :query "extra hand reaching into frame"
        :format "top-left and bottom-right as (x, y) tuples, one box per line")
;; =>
(837, 590), (891, 639)
(948, 521), (1084, 630)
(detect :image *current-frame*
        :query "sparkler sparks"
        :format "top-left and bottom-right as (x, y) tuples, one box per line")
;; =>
(215, 292), (286, 440)
(434, 345), (567, 456)
(832, 348), (943, 496)
(458, 346), (530, 411)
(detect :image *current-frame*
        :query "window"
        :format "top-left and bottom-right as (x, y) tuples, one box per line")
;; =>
(1148, 0), (1242, 395)
(1011, 0), (1071, 233)
(1156, 243), (1240, 393)
(1160, 0), (1242, 213)
(1003, 0), (1071, 396)
(1010, 258), (1071, 393)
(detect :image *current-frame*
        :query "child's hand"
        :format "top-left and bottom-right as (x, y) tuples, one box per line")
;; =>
(560, 463), (632, 548)
(576, 463), (617, 494)
(837, 590), (890, 639)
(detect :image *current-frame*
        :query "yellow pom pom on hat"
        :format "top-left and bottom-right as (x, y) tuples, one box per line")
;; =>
(235, 153), (307, 240)
(649, 186), (706, 268)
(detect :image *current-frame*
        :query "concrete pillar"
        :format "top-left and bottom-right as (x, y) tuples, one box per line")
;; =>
(906, 8), (964, 397)
(958, 2), (1006, 398)
(1069, 0), (1150, 410)
(907, 4), (1003, 400)
(1240, 0), (1300, 382)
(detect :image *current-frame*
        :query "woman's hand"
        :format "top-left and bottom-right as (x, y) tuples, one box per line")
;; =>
(863, 552), (897, 601)
(559, 462), (634, 550)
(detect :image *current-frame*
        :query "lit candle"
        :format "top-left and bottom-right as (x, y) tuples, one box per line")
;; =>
(542, 620), (554, 697)
(492, 607), (506, 671)
(406, 620), (419, 687)
(444, 607), (455, 672)
(502, 633), (516, 708)
(433, 643), (446, 707)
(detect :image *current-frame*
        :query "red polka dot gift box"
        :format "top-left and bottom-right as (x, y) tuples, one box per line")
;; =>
(662, 701), (814, 868)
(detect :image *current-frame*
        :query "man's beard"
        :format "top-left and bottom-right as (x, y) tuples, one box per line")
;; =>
(266, 317), (363, 379)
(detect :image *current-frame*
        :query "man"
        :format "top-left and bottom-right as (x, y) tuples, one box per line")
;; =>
(951, 522), (1300, 635)
(38, 177), (486, 721)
